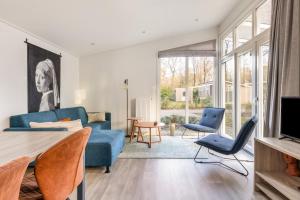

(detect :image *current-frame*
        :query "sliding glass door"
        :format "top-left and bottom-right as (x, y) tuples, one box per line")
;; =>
(160, 56), (215, 126)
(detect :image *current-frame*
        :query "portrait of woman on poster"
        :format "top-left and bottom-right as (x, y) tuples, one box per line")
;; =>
(35, 59), (60, 111)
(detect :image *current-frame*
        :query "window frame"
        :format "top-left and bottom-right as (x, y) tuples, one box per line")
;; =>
(218, 0), (271, 153)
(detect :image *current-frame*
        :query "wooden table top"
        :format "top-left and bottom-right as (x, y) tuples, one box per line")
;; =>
(134, 122), (165, 128)
(0, 131), (70, 165)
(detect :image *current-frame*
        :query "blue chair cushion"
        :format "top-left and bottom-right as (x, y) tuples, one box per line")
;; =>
(195, 134), (234, 155)
(84, 121), (111, 130)
(183, 124), (216, 133)
(199, 108), (225, 129)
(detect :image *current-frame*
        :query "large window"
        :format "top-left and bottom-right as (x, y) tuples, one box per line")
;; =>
(160, 57), (186, 125)
(160, 57), (214, 125)
(188, 57), (214, 123)
(220, 0), (271, 152)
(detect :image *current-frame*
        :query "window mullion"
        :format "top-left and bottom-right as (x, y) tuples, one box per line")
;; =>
(185, 57), (189, 124)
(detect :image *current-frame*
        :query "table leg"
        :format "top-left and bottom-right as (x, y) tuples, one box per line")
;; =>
(149, 128), (152, 148)
(137, 127), (143, 142)
(158, 127), (162, 142)
(129, 120), (135, 143)
(140, 128), (144, 141)
(77, 154), (85, 200)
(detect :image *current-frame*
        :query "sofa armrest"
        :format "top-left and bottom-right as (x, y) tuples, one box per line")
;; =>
(3, 127), (68, 132)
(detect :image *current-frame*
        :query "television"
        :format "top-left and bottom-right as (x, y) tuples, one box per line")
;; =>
(280, 97), (300, 140)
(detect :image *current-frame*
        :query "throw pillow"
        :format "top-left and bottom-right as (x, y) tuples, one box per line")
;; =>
(88, 112), (105, 123)
(30, 119), (83, 132)
(59, 118), (72, 122)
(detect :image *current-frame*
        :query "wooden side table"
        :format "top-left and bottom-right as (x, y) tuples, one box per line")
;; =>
(127, 117), (141, 143)
(134, 122), (164, 148)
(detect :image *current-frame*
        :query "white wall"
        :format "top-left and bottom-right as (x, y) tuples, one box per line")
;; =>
(79, 28), (217, 129)
(0, 20), (79, 130)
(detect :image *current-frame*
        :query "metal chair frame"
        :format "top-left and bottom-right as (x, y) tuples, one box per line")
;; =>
(181, 127), (205, 139)
(193, 146), (252, 177)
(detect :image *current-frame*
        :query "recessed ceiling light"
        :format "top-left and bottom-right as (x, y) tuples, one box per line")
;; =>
(194, 18), (199, 22)
(141, 30), (146, 34)
(90, 42), (95, 46)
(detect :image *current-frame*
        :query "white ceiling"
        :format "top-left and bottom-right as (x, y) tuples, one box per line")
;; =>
(0, 0), (242, 56)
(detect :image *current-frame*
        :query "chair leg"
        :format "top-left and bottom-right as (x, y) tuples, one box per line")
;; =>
(193, 146), (209, 161)
(181, 128), (201, 140)
(181, 128), (187, 138)
(194, 147), (249, 177)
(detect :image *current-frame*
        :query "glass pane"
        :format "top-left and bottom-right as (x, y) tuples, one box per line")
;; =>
(261, 44), (270, 133)
(188, 57), (214, 124)
(238, 51), (254, 148)
(222, 32), (233, 55)
(236, 15), (253, 47)
(160, 57), (186, 125)
(223, 58), (234, 137)
(239, 52), (253, 127)
(256, 0), (272, 34)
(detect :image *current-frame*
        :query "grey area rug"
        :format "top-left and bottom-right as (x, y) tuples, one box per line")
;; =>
(119, 135), (251, 160)
(119, 136), (202, 159)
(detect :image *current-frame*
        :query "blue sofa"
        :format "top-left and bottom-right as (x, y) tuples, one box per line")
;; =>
(4, 107), (125, 173)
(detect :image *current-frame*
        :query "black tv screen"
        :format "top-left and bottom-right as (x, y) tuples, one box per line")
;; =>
(281, 97), (300, 139)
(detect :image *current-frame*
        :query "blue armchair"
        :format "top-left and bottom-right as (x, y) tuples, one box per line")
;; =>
(182, 107), (225, 138)
(193, 116), (258, 176)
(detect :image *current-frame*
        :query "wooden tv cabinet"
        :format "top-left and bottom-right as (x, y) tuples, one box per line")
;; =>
(254, 138), (300, 200)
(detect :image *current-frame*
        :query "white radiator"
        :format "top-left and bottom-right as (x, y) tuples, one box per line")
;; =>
(131, 97), (155, 121)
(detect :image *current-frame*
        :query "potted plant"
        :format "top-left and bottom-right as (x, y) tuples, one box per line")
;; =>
(170, 116), (176, 136)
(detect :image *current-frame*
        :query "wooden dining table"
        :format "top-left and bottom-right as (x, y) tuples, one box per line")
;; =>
(0, 131), (86, 200)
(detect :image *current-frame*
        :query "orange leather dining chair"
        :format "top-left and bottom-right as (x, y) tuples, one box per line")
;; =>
(0, 156), (31, 200)
(20, 127), (91, 200)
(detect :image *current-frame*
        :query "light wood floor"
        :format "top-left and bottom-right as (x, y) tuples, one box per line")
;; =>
(70, 159), (267, 200)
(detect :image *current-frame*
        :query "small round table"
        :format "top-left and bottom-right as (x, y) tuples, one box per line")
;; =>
(134, 122), (165, 148)
(127, 117), (141, 143)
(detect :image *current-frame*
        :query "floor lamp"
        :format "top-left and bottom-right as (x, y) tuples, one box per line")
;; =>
(124, 79), (129, 136)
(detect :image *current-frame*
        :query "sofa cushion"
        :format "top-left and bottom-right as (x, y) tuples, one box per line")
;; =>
(10, 111), (58, 128)
(84, 121), (111, 131)
(85, 130), (125, 166)
(54, 107), (88, 125)
(30, 119), (83, 132)
(88, 112), (105, 123)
